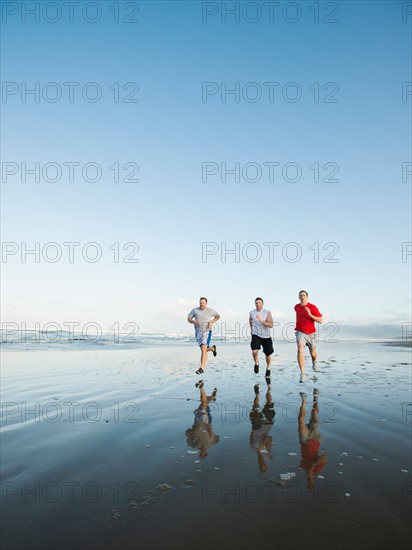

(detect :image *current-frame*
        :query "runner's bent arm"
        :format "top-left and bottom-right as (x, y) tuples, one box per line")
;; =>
(265, 311), (274, 328)
(258, 311), (273, 328)
(304, 307), (323, 324)
(208, 314), (220, 327)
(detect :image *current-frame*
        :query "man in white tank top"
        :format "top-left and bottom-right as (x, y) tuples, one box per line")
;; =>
(249, 297), (274, 378)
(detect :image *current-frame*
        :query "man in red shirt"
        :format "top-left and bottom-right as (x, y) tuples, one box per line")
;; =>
(294, 290), (323, 383)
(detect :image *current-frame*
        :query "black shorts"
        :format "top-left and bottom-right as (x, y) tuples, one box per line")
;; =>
(251, 334), (274, 356)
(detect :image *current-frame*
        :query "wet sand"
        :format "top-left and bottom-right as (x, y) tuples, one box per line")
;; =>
(1, 342), (411, 550)
(381, 341), (412, 348)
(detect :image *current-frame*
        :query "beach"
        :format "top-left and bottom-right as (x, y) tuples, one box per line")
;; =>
(1, 341), (411, 550)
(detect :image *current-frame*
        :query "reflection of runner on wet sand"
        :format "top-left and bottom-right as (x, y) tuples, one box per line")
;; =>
(249, 381), (275, 472)
(298, 388), (327, 491)
(185, 381), (219, 459)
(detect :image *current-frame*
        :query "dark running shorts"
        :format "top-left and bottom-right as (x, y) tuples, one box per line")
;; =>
(251, 334), (274, 356)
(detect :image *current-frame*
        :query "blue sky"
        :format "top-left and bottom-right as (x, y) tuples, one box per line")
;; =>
(1, 0), (411, 336)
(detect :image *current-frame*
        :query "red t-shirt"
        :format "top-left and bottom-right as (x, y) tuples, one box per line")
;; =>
(294, 302), (322, 334)
(300, 440), (326, 474)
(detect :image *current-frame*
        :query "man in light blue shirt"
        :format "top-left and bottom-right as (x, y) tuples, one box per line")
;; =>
(187, 297), (220, 375)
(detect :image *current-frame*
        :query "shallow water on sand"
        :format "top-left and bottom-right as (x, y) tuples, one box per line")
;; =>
(1, 342), (411, 550)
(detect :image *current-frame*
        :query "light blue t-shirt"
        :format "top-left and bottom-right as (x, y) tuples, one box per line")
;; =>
(188, 307), (219, 335)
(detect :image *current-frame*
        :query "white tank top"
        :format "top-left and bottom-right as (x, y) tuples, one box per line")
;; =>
(250, 308), (271, 338)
